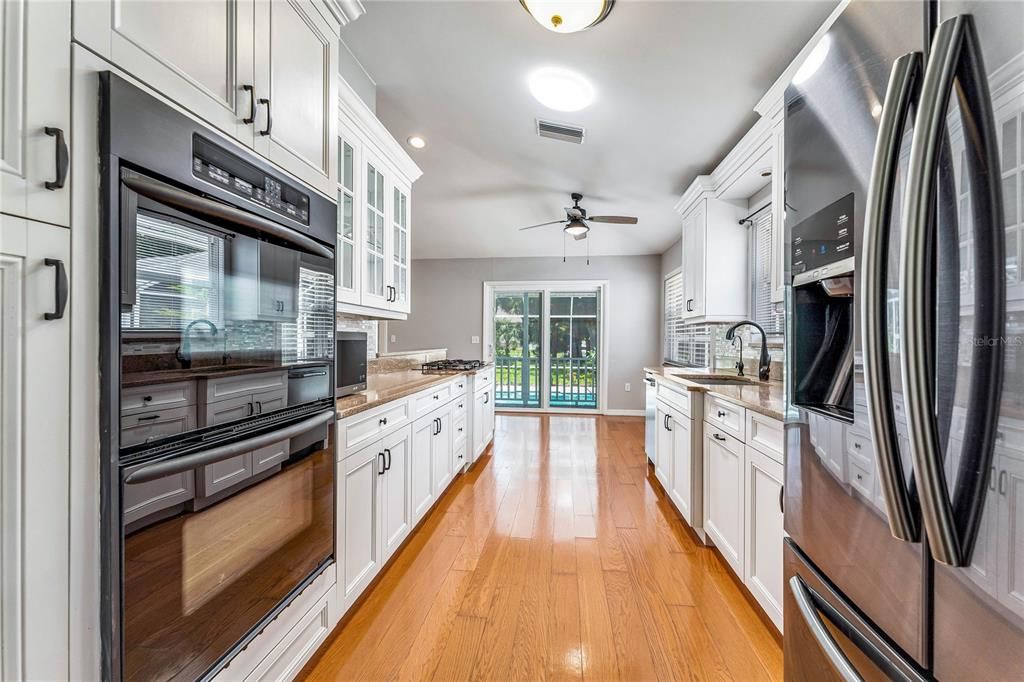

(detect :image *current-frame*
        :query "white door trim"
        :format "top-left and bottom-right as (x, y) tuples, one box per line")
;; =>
(482, 280), (610, 414)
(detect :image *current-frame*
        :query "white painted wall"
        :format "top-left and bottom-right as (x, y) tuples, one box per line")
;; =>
(386, 256), (662, 411)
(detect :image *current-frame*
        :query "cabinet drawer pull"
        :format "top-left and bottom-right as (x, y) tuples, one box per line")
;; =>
(259, 97), (272, 136)
(713, 433), (727, 442)
(44, 127), (69, 190)
(999, 470), (1008, 495)
(137, 414), (160, 422)
(43, 258), (69, 320)
(379, 416), (388, 426)
(717, 410), (727, 418)
(142, 396), (153, 403)
(242, 85), (257, 124)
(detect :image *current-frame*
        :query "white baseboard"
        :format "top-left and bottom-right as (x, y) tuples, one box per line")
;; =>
(603, 409), (646, 417)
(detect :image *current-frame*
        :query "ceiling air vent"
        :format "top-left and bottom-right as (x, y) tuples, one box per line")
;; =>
(536, 119), (585, 144)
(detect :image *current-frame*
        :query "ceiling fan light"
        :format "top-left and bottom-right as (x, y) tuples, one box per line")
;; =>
(564, 219), (589, 237)
(520, 0), (614, 33)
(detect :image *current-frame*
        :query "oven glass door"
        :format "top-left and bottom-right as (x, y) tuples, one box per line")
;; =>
(121, 430), (334, 681)
(117, 171), (337, 680)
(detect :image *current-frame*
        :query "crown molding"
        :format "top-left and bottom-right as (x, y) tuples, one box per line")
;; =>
(673, 175), (716, 215)
(322, 0), (366, 25)
(754, 0), (850, 118)
(338, 76), (423, 183)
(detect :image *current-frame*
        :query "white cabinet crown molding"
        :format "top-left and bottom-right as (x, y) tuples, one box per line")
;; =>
(673, 175), (715, 216)
(753, 0), (851, 118)
(323, 0), (366, 26)
(338, 77), (422, 184)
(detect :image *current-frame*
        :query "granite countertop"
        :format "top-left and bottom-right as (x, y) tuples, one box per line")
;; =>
(336, 364), (493, 420)
(122, 361), (327, 389)
(644, 366), (785, 421)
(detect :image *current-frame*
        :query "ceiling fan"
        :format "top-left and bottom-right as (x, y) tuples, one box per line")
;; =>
(518, 192), (637, 240)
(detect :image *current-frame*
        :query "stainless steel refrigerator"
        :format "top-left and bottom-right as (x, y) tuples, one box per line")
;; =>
(783, 0), (1024, 679)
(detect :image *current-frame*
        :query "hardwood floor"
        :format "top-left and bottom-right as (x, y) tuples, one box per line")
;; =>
(301, 414), (782, 681)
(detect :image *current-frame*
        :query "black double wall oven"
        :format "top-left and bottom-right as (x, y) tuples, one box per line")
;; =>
(99, 73), (338, 681)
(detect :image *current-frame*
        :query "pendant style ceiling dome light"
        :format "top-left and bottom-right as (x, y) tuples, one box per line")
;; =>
(519, 0), (615, 33)
(563, 218), (589, 237)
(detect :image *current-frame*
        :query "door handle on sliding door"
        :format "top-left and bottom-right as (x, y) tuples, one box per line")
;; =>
(901, 14), (1005, 566)
(861, 52), (922, 542)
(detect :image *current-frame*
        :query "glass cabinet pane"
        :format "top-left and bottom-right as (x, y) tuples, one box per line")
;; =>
(343, 141), (354, 191)
(342, 194), (353, 240)
(342, 242), (353, 289)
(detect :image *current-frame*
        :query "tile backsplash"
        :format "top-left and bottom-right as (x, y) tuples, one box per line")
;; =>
(675, 322), (785, 381)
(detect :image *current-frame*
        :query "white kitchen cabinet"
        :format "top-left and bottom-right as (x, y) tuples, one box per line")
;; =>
(654, 403), (673, 490)
(669, 413), (695, 525)
(336, 125), (361, 305)
(0, 214), (70, 679)
(472, 386), (495, 460)
(361, 152), (390, 309)
(252, 439), (290, 475)
(253, 0), (338, 198)
(380, 426), (412, 562)
(677, 194), (748, 323)
(228, 239), (300, 322)
(122, 467), (195, 526)
(432, 407), (454, 496)
(74, 0), (256, 148)
(2, 0), (72, 227)
(410, 410), (436, 524)
(120, 406), (196, 447)
(744, 445), (784, 631)
(337, 440), (383, 608)
(335, 78), (422, 320)
(200, 452), (253, 497)
(390, 183), (411, 313)
(704, 425), (745, 577)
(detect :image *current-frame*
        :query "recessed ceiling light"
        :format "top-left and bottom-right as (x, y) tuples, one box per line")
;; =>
(528, 67), (595, 112)
(407, 135), (426, 149)
(520, 0), (614, 33)
(793, 34), (832, 86)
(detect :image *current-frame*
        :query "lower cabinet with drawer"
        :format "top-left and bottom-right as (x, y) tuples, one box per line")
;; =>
(654, 394), (705, 541)
(702, 396), (785, 632)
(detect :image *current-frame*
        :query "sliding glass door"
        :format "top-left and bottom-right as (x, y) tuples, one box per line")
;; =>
(493, 291), (542, 408)
(548, 292), (599, 409)
(489, 285), (602, 411)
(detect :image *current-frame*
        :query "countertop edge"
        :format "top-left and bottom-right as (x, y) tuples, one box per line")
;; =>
(644, 367), (785, 422)
(336, 366), (491, 420)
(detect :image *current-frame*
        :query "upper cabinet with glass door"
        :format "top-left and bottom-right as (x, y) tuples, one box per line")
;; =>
(75, 0), (352, 198)
(335, 72), (422, 319)
(337, 130), (360, 304)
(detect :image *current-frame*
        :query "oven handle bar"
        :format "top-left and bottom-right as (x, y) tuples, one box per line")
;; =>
(124, 410), (333, 484)
(122, 172), (333, 259)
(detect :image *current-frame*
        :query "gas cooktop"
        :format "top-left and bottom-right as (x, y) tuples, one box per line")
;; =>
(422, 359), (486, 373)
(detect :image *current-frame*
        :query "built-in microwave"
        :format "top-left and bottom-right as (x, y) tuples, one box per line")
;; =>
(336, 331), (368, 396)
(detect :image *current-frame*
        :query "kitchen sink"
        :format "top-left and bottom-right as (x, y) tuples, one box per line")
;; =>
(683, 376), (755, 385)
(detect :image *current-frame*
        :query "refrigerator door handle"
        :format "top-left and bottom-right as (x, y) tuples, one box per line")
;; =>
(861, 51), (923, 543)
(789, 576), (864, 682)
(900, 13), (1005, 567)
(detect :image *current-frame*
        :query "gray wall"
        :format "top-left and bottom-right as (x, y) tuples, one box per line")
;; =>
(386, 256), (662, 411)
(661, 237), (682, 278)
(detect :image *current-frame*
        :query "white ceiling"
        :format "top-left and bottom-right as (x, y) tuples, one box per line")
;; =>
(341, 0), (836, 259)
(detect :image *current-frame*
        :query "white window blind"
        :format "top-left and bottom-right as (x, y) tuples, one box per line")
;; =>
(663, 271), (684, 364)
(120, 213), (224, 330)
(749, 207), (784, 335)
(281, 266), (335, 362)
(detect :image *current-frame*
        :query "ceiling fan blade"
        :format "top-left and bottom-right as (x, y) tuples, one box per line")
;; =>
(587, 215), (638, 224)
(519, 219), (566, 231)
(572, 231), (588, 241)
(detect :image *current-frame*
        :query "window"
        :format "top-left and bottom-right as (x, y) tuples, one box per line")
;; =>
(663, 270), (685, 364)
(280, 266), (335, 362)
(121, 212), (224, 331)
(748, 206), (784, 336)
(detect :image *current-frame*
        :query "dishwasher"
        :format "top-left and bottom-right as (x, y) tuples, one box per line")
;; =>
(644, 372), (657, 463)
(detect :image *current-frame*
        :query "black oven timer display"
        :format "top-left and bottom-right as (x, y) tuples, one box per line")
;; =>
(192, 135), (310, 225)
(790, 192), (854, 276)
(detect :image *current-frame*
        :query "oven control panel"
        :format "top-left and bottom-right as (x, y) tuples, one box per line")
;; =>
(192, 135), (309, 225)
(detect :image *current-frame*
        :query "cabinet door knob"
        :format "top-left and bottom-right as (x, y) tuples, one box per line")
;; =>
(999, 469), (1008, 495)
(717, 410), (726, 418)
(713, 433), (727, 442)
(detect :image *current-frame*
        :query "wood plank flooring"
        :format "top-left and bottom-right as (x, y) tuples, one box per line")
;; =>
(301, 414), (782, 681)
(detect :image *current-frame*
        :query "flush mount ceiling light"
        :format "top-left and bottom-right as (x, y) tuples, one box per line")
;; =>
(407, 135), (426, 149)
(520, 0), (614, 33)
(528, 67), (595, 112)
(563, 218), (590, 237)
(792, 33), (832, 86)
